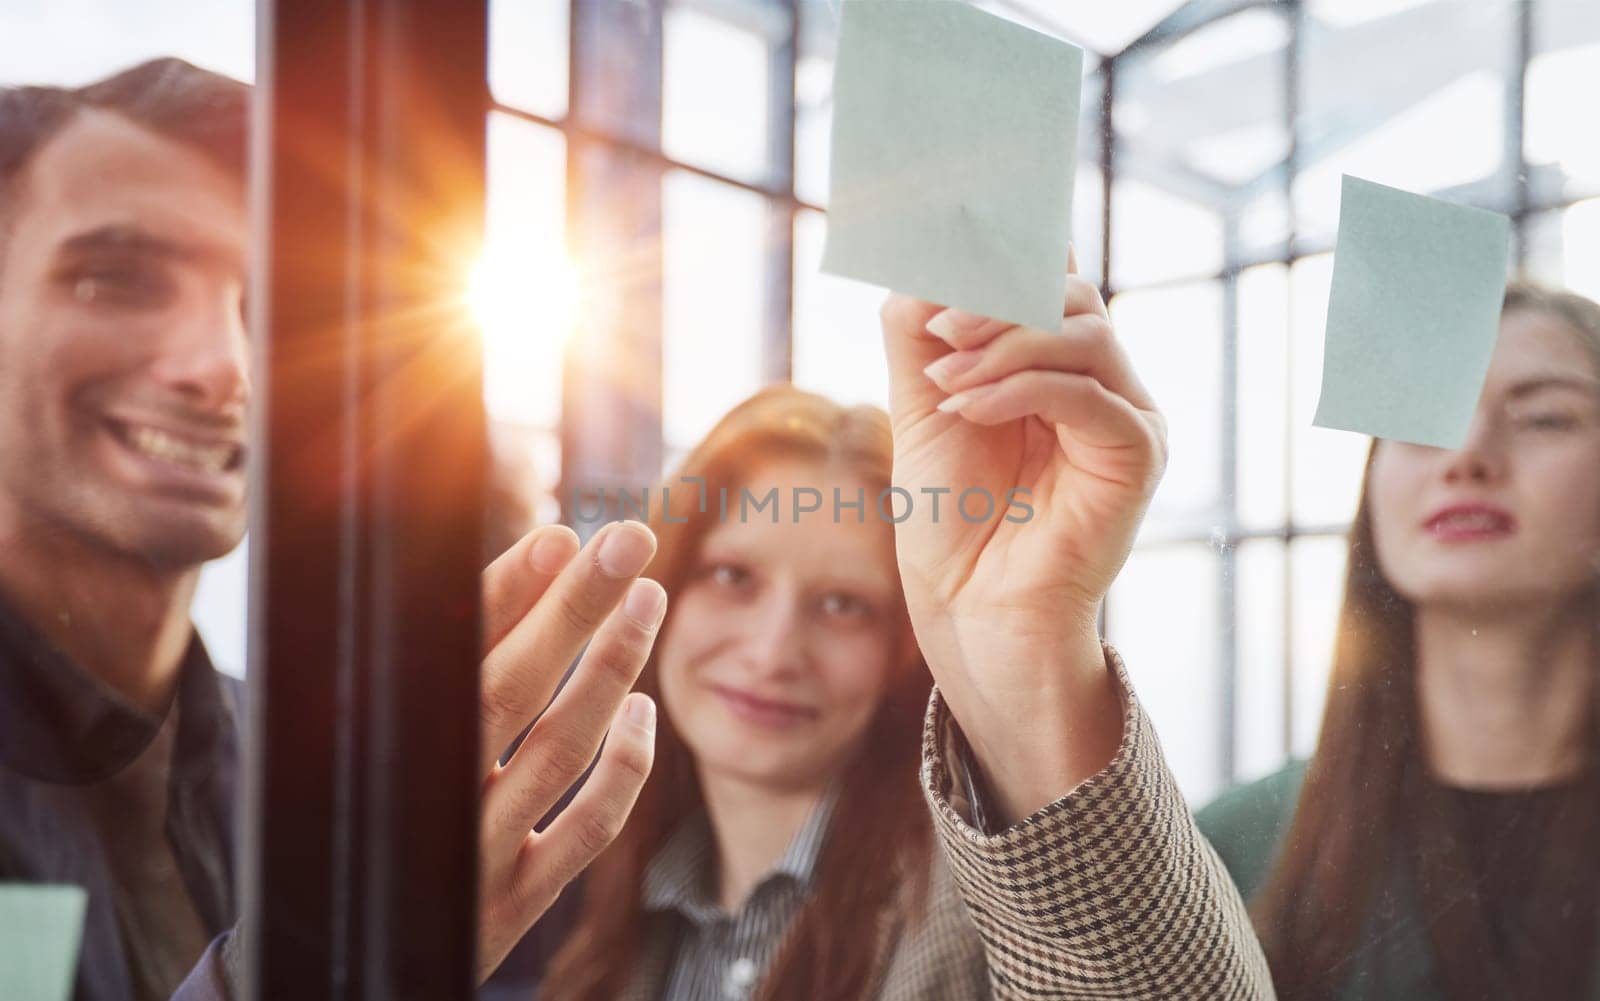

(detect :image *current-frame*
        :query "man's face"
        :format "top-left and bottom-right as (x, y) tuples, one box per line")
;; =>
(0, 110), (249, 570)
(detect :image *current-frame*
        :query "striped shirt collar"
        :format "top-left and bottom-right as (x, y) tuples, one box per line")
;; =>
(642, 783), (840, 924)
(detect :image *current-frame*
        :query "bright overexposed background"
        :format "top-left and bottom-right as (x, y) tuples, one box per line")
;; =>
(6, 0), (1600, 802)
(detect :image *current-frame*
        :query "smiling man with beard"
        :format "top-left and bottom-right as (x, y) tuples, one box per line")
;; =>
(0, 61), (253, 1001)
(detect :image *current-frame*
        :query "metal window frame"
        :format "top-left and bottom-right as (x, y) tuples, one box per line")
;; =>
(511, 0), (1580, 793)
(1100, 0), (1566, 790)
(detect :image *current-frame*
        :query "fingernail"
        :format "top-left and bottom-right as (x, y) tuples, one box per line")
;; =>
(623, 579), (667, 628)
(625, 693), (656, 731)
(926, 308), (988, 343)
(598, 522), (654, 578)
(529, 532), (573, 575)
(937, 384), (993, 414)
(923, 351), (981, 388)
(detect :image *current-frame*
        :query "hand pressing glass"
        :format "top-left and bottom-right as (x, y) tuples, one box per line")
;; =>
(474, 520), (666, 982)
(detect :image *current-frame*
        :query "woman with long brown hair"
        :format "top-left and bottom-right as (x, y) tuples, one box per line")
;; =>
(538, 275), (1274, 1000)
(1199, 280), (1600, 1001)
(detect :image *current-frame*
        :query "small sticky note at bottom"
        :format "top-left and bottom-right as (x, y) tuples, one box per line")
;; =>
(0, 884), (88, 1001)
(1314, 175), (1511, 449)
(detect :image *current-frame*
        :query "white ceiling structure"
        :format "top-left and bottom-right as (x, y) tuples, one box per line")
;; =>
(788, 0), (1600, 260)
(984, 0), (1192, 55)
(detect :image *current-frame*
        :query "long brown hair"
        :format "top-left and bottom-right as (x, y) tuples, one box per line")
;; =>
(542, 384), (936, 1001)
(1249, 279), (1600, 999)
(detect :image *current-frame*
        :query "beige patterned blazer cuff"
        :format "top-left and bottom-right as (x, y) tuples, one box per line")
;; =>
(919, 642), (1277, 1000)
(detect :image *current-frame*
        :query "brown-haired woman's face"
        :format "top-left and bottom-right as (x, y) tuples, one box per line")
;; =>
(655, 457), (906, 795)
(1369, 308), (1600, 610)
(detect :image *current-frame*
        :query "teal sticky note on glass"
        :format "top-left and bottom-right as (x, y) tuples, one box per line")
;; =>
(820, 0), (1084, 332)
(1314, 175), (1511, 449)
(0, 884), (88, 1001)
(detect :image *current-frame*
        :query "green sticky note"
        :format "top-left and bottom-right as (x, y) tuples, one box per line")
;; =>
(1314, 175), (1512, 449)
(820, 0), (1084, 332)
(0, 884), (88, 1001)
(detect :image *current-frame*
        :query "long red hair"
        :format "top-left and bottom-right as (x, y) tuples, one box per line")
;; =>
(541, 384), (935, 1001)
(1249, 280), (1600, 998)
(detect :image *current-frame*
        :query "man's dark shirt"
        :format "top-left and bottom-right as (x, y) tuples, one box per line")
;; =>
(0, 592), (240, 1001)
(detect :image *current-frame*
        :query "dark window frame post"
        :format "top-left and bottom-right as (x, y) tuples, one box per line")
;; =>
(246, 2), (489, 996)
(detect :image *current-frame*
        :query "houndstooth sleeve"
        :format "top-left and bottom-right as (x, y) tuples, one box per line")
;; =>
(920, 643), (1276, 1000)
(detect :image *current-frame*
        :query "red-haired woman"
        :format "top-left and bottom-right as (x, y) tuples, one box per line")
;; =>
(1199, 281), (1600, 1001)
(539, 276), (1274, 999)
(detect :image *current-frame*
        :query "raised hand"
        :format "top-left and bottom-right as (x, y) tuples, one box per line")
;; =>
(473, 521), (666, 981)
(880, 254), (1167, 825)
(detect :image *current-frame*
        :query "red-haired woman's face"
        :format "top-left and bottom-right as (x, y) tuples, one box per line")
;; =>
(655, 457), (906, 795)
(1369, 309), (1600, 611)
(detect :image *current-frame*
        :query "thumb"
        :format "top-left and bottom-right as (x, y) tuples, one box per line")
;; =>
(879, 294), (949, 427)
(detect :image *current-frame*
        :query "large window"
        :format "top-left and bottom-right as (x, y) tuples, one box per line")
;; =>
(24, 0), (1600, 802)
(491, 0), (1600, 803)
(1098, 0), (1600, 801)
